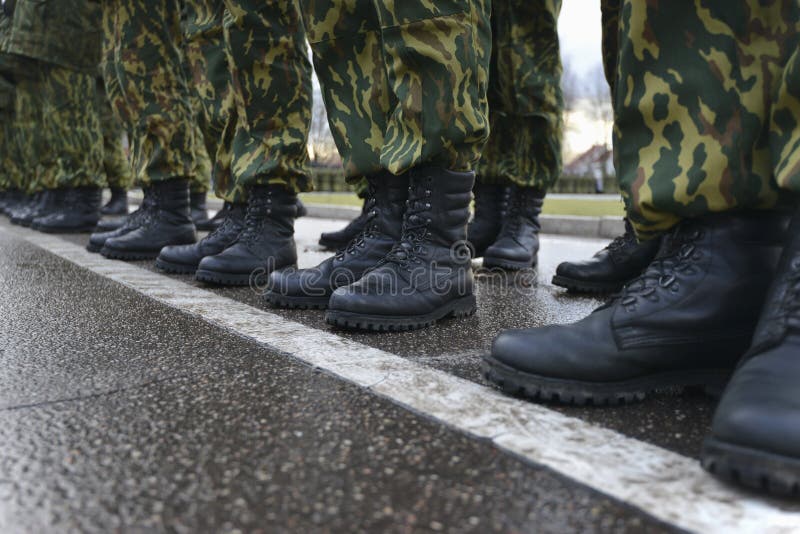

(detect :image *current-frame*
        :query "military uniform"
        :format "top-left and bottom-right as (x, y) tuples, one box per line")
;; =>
(614, 1), (800, 239)
(6, 0), (105, 192)
(0, 9), (22, 202)
(264, 1), (491, 330)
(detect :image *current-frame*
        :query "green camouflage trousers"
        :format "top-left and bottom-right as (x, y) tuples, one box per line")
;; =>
(184, 0), (234, 199)
(12, 60), (44, 193)
(106, 0), (199, 186)
(615, 0), (800, 239)
(221, 0), (314, 195)
(478, 0), (563, 190)
(302, 0), (491, 182)
(600, 0), (621, 96)
(38, 63), (105, 190)
(0, 58), (19, 191)
(97, 78), (133, 190)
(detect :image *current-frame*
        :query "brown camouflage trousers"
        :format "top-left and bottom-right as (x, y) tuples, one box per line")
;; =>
(301, 0), (492, 183)
(478, 0), (563, 190)
(614, 0), (800, 239)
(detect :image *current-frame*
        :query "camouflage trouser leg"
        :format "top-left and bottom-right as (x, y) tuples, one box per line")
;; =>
(0, 70), (15, 192)
(771, 46), (800, 194)
(478, 0), (563, 190)
(221, 0), (313, 195)
(97, 78), (133, 190)
(184, 0), (234, 199)
(302, 0), (491, 181)
(600, 0), (621, 96)
(13, 60), (44, 194)
(614, 1), (800, 239)
(38, 64), (105, 190)
(111, 0), (198, 185)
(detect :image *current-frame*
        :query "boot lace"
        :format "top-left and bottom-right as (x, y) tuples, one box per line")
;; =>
(239, 195), (272, 246)
(601, 224), (704, 310)
(383, 182), (432, 271)
(335, 187), (378, 261)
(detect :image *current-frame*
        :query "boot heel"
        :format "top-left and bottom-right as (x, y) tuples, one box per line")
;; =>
(448, 295), (477, 318)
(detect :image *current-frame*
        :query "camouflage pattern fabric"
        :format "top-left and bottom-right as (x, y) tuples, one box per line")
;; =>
(184, 0), (235, 199)
(771, 46), (800, 195)
(221, 0), (314, 195)
(38, 64), (104, 189)
(5, 0), (102, 73)
(97, 78), (133, 190)
(107, 0), (199, 186)
(301, 0), (491, 181)
(477, 0), (563, 190)
(600, 0), (621, 96)
(614, 0), (800, 239)
(12, 59), (43, 193)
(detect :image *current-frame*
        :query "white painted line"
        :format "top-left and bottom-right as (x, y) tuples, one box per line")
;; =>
(4, 224), (800, 533)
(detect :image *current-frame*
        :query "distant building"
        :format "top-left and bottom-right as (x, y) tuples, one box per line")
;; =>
(563, 144), (614, 193)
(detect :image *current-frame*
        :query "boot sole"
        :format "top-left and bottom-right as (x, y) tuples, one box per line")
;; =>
(100, 247), (160, 261)
(264, 292), (329, 310)
(155, 257), (198, 275)
(325, 295), (477, 332)
(551, 274), (624, 294)
(482, 256), (537, 271)
(35, 223), (98, 234)
(702, 438), (800, 498)
(86, 242), (103, 253)
(481, 355), (730, 406)
(195, 269), (259, 287)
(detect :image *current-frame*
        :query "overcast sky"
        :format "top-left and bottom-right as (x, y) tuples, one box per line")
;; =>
(559, 2), (605, 80)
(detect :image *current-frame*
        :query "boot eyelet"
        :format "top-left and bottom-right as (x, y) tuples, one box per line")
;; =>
(425, 203), (431, 209)
(658, 274), (676, 288)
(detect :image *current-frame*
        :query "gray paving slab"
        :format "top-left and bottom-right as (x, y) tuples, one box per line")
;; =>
(0, 229), (677, 533)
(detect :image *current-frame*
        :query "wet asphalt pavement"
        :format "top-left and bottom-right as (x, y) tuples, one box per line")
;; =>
(0, 215), (718, 532)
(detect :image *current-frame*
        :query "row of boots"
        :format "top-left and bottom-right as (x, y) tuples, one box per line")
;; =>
(0, 185), (218, 234)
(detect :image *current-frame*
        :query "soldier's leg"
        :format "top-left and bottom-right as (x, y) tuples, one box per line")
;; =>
(268, 0), (491, 330)
(700, 41), (800, 498)
(98, 0), (198, 261)
(190, 0), (312, 286)
(551, 0), (661, 294)
(474, 0), (562, 268)
(8, 58), (46, 224)
(32, 63), (106, 233)
(485, 1), (799, 416)
(98, 78), (133, 216)
(0, 67), (14, 211)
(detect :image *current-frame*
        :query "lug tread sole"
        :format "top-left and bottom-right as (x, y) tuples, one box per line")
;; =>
(195, 269), (257, 287)
(35, 224), (98, 234)
(325, 296), (476, 332)
(100, 247), (160, 261)
(482, 256), (537, 271)
(702, 438), (800, 498)
(551, 274), (624, 294)
(481, 355), (729, 406)
(155, 257), (198, 275)
(264, 292), (329, 310)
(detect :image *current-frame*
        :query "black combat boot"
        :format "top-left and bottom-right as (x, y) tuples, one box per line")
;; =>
(468, 182), (509, 258)
(101, 187), (129, 216)
(326, 166), (476, 331)
(296, 198), (308, 218)
(482, 185), (545, 270)
(266, 173), (408, 309)
(94, 217), (126, 233)
(32, 186), (101, 233)
(552, 219), (662, 293)
(101, 179), (196, 260)
(702, 210), (800, 498)
(190, 191), (212, 229)
(10, 191), (44, 226)
(318, 197), (371, 251)
(1, 188), (21, 216)
(28, 189), (65, 226)
(195, 185), (297, 286)
(87, 188), (155, 252)
(156, 202), (246, 274)
(483, 212), (788, 405)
